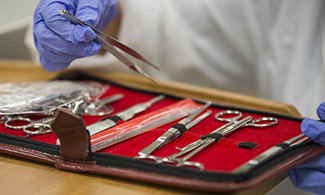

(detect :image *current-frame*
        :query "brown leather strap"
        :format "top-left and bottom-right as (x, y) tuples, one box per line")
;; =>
(51, 108), (89, 160)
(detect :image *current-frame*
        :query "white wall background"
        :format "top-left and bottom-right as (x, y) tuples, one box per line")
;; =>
(0, 0), (39, 60)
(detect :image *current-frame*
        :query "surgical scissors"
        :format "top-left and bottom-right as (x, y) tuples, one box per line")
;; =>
(60, 10), (159, 82)
(2, 96), (82, 135)
(5, 115), (54, 135)
(162, 110), (278, 170)
(4, 93), (123, 136)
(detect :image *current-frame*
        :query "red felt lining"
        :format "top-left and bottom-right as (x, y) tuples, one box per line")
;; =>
(0, 81), (303, 173)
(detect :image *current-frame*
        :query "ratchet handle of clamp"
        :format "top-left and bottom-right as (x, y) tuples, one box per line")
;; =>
(200, 132), (224, 143)
(171, 123), (188, 136)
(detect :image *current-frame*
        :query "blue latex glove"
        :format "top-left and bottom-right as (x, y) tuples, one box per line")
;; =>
(288, 102), (325, 194)
(33, 0), (117, 72)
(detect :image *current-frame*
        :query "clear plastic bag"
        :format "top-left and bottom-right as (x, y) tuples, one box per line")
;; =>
(0, 80), (109, 115)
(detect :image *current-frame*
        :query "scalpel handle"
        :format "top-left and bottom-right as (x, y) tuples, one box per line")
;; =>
(86, 115), (122, 136)
(232, 133), (309, 174)
(116, 95), (165, 121)
(232, 146), (283, 174)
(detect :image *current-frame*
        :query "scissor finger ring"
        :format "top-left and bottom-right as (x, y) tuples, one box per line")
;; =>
(214, 110), (242, 122)
(5, 117), (32, 130)
(249, 117), (278, 127)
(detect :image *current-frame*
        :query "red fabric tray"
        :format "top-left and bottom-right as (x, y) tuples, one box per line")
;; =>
(0, 79), (303, 173)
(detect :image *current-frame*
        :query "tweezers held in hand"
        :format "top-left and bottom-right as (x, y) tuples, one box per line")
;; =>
(59, 10), (158, 83)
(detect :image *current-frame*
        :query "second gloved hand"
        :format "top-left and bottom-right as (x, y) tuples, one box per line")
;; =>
(288, 102), (325, 194)
(33, 0), (117, 72)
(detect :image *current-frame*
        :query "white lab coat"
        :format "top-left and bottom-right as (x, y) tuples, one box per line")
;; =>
(116, 0), (325, 120)
(25, 1), (325, 194)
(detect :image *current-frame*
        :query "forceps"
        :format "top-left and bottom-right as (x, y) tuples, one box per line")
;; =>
(137, 102), (212, 162)
(60, 10), (158, 82)
(162, 110), (278, 170)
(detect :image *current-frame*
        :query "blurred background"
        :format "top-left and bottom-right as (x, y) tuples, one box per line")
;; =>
(0, 0), (38, 60)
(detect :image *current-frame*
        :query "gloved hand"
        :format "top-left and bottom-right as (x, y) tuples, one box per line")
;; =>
(288, 102), (325, 194)
(33, 0), (117, 72)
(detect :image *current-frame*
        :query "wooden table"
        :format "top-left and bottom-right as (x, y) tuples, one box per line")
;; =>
(0, 60), (302, 195)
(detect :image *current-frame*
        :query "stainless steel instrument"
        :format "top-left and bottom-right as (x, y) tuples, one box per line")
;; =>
(60, 10), (159, 82)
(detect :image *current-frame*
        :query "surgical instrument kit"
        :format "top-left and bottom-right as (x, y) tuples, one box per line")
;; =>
(0, 71), (322, 194)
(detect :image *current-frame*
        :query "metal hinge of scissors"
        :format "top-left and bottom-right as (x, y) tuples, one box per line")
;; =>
(59, 10), (159, 83)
